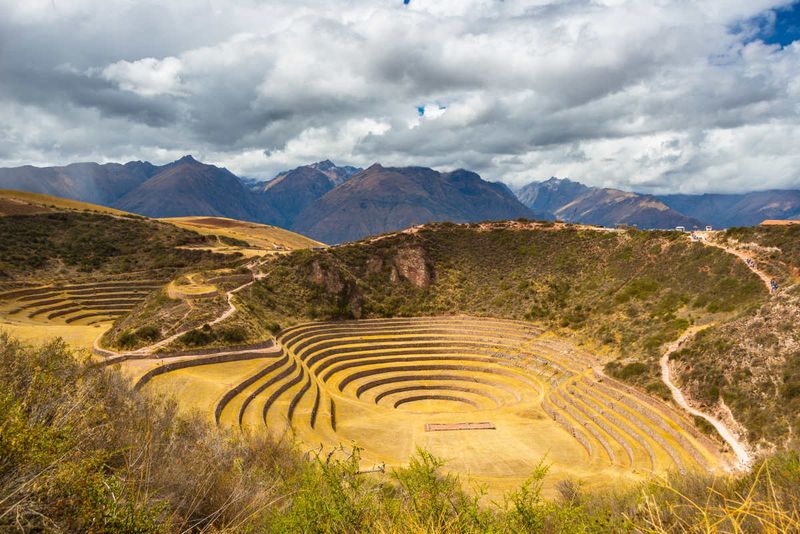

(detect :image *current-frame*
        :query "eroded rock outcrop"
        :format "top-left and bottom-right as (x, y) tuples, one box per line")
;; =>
(393, 246), (432, 288)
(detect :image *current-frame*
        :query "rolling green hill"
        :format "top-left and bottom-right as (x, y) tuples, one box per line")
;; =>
(0, 211), (230, 279)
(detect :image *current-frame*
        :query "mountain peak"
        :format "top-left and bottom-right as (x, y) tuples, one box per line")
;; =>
(176, 155), (198, 164)
(311, 159), (336, 171)
(541, 176), (574, 186)
(293, 164), (533, 243)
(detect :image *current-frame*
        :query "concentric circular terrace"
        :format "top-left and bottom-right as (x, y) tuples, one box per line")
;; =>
(134, 316), (728, 492)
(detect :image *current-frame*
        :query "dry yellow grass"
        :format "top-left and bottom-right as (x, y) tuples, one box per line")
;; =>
(0, 318), (109, 351)
(760, 219), (800, 226)
(161, 216), (325, 254)
(127, 316), (728, 498)
(136, 358), (270, 413)
(0, 279), (164, 355)
(166, 273), (218, 299)
(0, 189), (133, 217)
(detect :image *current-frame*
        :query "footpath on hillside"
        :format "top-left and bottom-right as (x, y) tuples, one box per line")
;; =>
(659, 327), (751, 470)
(699, 233), (774, 292)
(656, 232), (776, 471)
(94, 257), (271, 359)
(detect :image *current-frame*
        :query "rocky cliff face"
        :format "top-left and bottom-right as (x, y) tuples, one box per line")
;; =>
(392, 246), (432, 288)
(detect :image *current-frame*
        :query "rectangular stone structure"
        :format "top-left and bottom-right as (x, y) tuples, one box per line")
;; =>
(424, 422), (496, 432)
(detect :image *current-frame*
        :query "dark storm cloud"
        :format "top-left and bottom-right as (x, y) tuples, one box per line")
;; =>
(0, 0), (798, 193)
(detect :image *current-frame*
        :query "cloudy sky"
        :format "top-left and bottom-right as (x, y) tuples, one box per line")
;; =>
(1, 0), (799, 193)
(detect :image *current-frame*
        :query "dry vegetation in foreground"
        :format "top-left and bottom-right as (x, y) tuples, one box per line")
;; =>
(2, 332), (799, 533)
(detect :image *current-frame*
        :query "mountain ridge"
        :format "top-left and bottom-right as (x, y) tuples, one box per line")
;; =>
(515, 177), (800, 229)
(293, 164), (537, 243)
(2, 158), (799, 243)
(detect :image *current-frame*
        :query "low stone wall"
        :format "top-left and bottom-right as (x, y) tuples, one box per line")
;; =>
(134, 350), (277, 390)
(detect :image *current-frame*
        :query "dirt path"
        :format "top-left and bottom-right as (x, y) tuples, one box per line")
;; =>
(700, 234), (773, 292)
(659, 326), (752, 470)
(97, 258), (269, 357)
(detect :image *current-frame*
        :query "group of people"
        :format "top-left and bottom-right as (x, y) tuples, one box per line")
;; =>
(745, 258), (778, 293)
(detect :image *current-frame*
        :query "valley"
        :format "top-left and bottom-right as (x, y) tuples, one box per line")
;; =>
(1, 189), (797, 531)
(5, 1), (800, 529)
(128, 316), (728, 497)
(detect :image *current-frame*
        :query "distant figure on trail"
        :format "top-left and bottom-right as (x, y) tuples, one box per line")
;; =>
(770, 279), (778, 292)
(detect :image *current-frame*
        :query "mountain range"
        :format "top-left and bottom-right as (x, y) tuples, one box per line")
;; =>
(1, 157), (798, 243)
(292, 164), (533, 243)
(516, 178), (703, 229)
(516, 177), (800, 230)
(0, 156), (533, 243)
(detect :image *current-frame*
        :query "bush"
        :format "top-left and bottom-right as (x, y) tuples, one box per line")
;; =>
(178, 325), (216, 346)
(266, 322), (282, 334)
(0, 332), (303, 532)
(614, 362), (649, 380)
(134, 325), (160, 342)
(117, 330), (137, 349)
(219, 326), (247, 344)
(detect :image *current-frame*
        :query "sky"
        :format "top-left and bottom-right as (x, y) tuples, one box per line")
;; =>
(0, 0), (799, 194)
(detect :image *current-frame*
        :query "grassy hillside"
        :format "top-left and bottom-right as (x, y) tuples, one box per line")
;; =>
(720, 224), (800, 282)
(0, 209), (240, 351)
(0, 189), (132, 216)
(237, 222), (765, 396)
(671, 292), (800, 449)
(0, 212), (230, 279)
(668, 225), (800, 449)
(162, 216), (325, 254)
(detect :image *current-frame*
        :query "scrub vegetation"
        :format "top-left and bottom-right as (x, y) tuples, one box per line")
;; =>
(2, 334), (798, 533)
(237, 223), (764, 397)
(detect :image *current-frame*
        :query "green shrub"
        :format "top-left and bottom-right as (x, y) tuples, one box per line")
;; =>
(134, 325), (160, 342)
(117, 330), (137, 349)
(178, 325), (216, 346)
(219, 326), (247, 344)
(615, 362), (649, 380)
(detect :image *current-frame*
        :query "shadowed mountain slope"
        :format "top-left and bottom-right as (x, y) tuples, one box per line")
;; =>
(659, 190), (800, 228)
(257, 161), (360, 227)
(517, 178), (702, 228)
(0, 161), (158, 205)
(292, 164), (536, 243)
(113, 156), (278, 221)
(555, 189), (703, 229)
(516, 177), (591, 214)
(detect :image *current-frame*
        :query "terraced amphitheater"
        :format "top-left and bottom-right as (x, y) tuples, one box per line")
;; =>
(132, 316), (728, 492)
(0, 279), (164, 326)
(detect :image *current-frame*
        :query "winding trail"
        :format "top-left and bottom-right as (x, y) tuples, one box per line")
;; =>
(95, 258), (269, 357)
(660, 327), (752, 471)
(699, 233), (773, 292)
(653, 232), (770, 472)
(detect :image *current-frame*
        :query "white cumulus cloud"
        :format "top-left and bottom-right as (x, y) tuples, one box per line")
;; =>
(0, 0), (798, 192)
(102, 57), (184, 97)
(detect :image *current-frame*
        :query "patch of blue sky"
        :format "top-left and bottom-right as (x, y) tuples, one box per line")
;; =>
(417, 104), (447, 117)
(733, 1), (800, 47)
